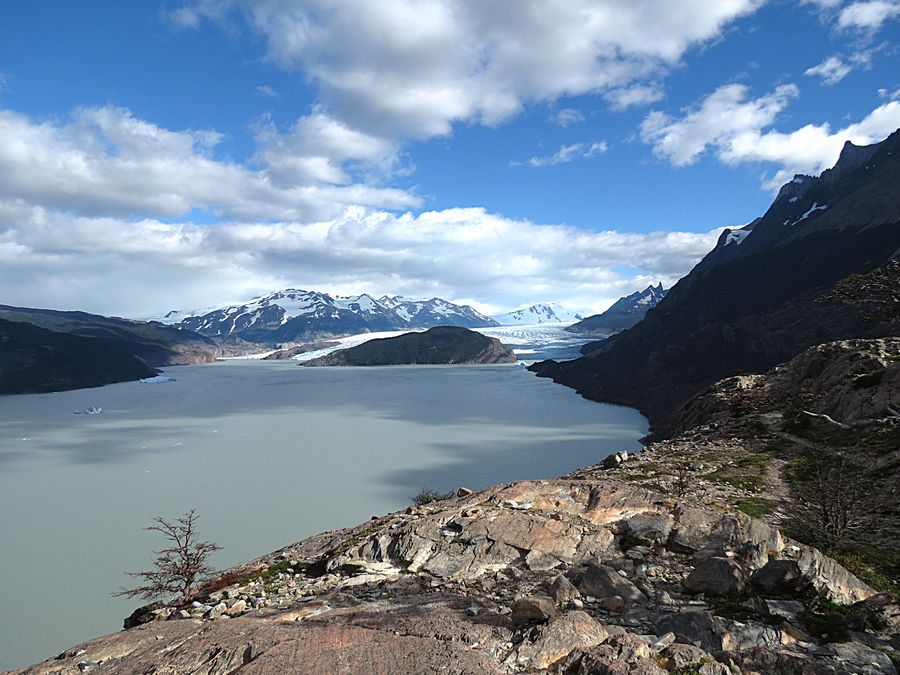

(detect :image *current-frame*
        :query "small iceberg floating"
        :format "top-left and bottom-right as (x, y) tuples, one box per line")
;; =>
(74, 406), (103, 415)
(140, 376), (176, 384)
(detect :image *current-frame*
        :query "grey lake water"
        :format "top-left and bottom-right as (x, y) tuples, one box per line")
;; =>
(0, 361), (647, 669)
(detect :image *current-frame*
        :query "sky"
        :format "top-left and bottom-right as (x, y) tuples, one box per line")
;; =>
(0, 1), (898, 318)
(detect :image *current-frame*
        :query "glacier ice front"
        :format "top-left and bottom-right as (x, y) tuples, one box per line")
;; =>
(140, 375), (176, 384)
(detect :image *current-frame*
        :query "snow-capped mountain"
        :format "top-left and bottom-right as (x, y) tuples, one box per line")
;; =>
(494, 303), (583, 326)
(565, 284), (668, 335)
(166, 289), (498, 343)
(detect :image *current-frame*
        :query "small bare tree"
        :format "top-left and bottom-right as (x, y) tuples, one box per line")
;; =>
(671, 463), (693, 498)
(115, 509), (221, 602)
(791, 453), (876, 548)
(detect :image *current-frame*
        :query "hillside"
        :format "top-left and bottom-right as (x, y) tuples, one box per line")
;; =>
(0, 305), (225, 395)
(0, 319), (156, 394)
(301, 326), (516, 366)
(532, 131), (900, 435)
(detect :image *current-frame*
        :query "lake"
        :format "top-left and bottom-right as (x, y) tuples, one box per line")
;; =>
(0, 360), (647, 670)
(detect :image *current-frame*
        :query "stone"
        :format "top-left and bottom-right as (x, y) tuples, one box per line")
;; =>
(683, 556), (747, 596)
(751, 559), (803, 594)
(651, 632), (676, 650)
(599, 596), (625, 613)
(511, 595), (557, 624)
(829, 642), (897, 674)
(465, 606), (479, 616)
(764, 599), (804, 622)
(457, 487), (473, 497)
(512, 611), (609, 670)
(579, 563), (647, 605)
(123, 602), (165, 630)
(548, 573), (580, 605)
(655, 610), (780, 652)
(660, 643), (714, 670)
(204, 602), (228, 620)
(226, 600), (248, 615)
(620, 514), (674, 547)
(856, 593), (900, 632)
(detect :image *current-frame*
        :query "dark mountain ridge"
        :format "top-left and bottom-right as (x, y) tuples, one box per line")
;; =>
(565, 283), (667, 335)
(531, 130), (900, 436)
(0, 305), (224, 394)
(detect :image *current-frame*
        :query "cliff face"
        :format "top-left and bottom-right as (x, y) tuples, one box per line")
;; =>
(301, 326), (517, 366)
(531, 131), (900, 436)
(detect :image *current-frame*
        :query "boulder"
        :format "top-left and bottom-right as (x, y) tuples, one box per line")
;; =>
(751, 559), (803, 594)
(655, 610), (780, 652)
(511, 611), (608, 670)
(683, 556), (747, 596)
(548, 573), (580, 605)
(511, 595), (557, 624)
(856, 593), (900, 633)
(619, 513), (674, 547)
(579, 563), (647, 605)
(123, 602), (165, 630)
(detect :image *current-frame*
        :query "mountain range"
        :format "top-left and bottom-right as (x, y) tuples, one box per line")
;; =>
(493, 303), (583, 325)
(532, 130), (900, 435)
(165, 290), (498, 343)
(565, 284), (667, 335)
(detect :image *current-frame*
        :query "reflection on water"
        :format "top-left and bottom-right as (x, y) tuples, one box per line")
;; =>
(0, 361), (646, 669)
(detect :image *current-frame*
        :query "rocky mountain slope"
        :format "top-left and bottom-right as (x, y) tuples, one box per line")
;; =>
(14, 332), (900, 674)
(0, 319), (156, 394)
(566, 284), (667, 335)
(167, 290), (498, 343)
(301, 327), (517, 366)
(495, 304), (584, 326)
(533, 131), (900, 435)
(0, 305), (226, 394)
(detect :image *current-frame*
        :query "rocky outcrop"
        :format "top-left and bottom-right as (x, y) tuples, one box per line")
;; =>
(301, 326), (517, 366)
(16, 478), (892, 674)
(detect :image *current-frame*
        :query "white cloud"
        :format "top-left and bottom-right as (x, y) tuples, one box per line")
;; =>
(517, 141), (609, 168)
(603, 83), (666, 110)
(255, 84), (280, 98)
(641, 82), (900, 189)
(174, 0), (766, 139)
(722, 100), (900, 187)
(0, 105), (417, 222)
(549, 108), (585, 127)
(640, 83), (799, 166)
(878, 86), (900, 100)
(0, 201), (722, 318)
(805, 55), (853, 84)
(837, 1), (900, 30)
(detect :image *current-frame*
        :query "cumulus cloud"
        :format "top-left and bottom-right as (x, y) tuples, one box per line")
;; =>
(641, 82), (900, 189)
(172, 0), (765, 138)
(0, 105), (417, 222)
(837, 1), (900, 30)
(639, 83), (799, 166)
(0, 201), (722, 318)
(805, 55), (853, 84)
(516, 141), (609, 168)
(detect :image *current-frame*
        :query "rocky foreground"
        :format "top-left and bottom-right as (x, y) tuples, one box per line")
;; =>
(12, 477), (898, 674)
(10, 337), (899, 674)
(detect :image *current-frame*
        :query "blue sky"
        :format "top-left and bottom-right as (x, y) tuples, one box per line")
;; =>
(0, 1), (898, 317)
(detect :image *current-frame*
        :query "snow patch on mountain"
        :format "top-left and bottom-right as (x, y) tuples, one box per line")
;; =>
(494, 303), (584, 326)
